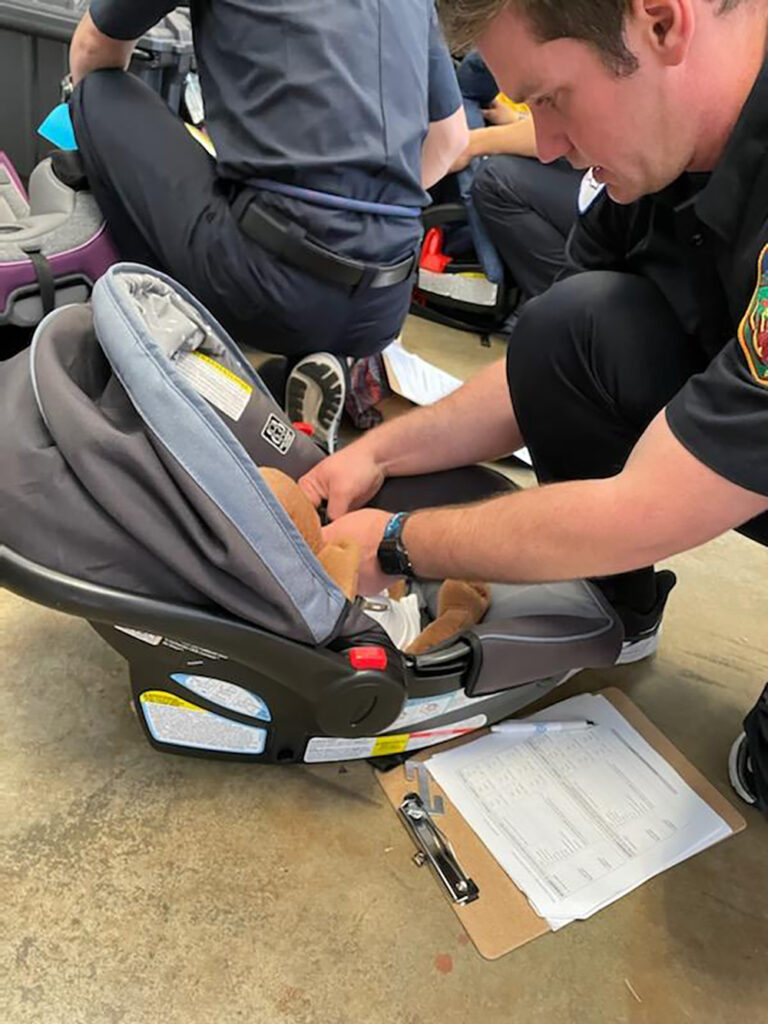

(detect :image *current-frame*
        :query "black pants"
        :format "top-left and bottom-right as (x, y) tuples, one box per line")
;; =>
(507, 271), (708, 608)
(70, 70), (412, 359)
(472, 155), (582, 300)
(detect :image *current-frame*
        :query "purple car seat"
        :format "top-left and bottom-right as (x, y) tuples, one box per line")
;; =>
(0, 151), (117, 332)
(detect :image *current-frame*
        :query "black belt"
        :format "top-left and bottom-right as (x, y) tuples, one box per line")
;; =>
(237, 200), (416, 290)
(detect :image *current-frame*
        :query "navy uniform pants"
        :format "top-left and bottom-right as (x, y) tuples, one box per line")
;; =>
(70, 70), (413, 359)
(472, 155), (582, 301)
(508, 271), (696, 613)
(507, 270), (768, 611)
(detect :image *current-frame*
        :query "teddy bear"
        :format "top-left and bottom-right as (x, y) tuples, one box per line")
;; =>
(260, 467), (490, 656)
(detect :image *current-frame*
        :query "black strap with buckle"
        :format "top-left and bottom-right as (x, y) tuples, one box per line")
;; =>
(238, 199), (415, 291)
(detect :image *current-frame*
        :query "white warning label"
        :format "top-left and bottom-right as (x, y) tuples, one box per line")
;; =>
(161, 638), (227, 661)
(381, 689), (488, 733)
(139, 690), (266, 755)
(174, 350), (252, 421)
(418, 268), (499, 307)
(304, 714), (487, 763)
(115, 625), (163, 646)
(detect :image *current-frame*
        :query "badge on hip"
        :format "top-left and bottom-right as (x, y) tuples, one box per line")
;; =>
(738, 242), (768, 387)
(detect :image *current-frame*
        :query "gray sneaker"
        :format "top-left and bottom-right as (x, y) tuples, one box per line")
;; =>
(285, 353), (347, 454)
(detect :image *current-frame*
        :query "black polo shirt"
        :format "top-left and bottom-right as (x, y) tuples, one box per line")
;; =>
(88, 0), (461, 263)
(568, 61), (768, 501)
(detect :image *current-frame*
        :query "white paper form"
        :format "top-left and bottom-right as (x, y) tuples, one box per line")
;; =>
(382, 339), (464, 406)
(426, 694), (732, 927)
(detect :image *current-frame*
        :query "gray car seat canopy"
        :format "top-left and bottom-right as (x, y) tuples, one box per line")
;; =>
(7, 263), (359, 645)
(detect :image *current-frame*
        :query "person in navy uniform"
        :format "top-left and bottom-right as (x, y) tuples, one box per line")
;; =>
(301, 0), (768, 808)
(68, 1), (467, 362)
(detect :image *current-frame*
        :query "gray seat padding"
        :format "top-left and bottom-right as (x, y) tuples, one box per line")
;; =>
(0, 158), (104, 263)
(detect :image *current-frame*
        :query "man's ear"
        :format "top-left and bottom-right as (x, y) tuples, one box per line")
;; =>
(633, 0), (694, 66)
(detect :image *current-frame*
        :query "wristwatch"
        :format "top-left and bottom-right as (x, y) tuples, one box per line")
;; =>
(377, 511), (415, 578)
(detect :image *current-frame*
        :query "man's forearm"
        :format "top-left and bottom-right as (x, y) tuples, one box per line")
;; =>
(401, 412), (768, 583)
(70, 12), (136, 84)
(422, 106), (470, 188)
(361, 359), (523, 477)
(403, 477), (631, 583)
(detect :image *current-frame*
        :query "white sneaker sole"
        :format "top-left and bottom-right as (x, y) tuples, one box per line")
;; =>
(285, 353), (346, 453)
(728, 731), (757, 805)
(615, 628), (661, 665)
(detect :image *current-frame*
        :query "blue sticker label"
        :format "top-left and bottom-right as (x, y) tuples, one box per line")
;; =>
(38, 104), (78, 151)
(170, 674), (272, 722)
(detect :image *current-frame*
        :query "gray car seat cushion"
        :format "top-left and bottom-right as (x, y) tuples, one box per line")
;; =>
(0, 166), (29, 221)
(0, 160), (105, 263)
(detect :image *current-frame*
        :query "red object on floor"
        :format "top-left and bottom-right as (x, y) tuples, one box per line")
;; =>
(293, 421), (315, 436)
(348, 646), (388, 671)
(420, 227), (452, 273)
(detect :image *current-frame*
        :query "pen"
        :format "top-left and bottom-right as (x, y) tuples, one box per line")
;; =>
(490, 719), (596, 736)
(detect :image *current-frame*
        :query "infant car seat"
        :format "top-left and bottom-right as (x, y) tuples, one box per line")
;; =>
(0, 263), (624, 764)
(411, 55), (515, 338)
(0, 151), (116, 335)
(413, 200), (511, 337)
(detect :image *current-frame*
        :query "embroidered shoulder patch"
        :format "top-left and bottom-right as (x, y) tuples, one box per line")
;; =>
(738, 243), (768, 387)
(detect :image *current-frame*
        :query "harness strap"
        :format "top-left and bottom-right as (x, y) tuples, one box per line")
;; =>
(22, 245), (56, 316)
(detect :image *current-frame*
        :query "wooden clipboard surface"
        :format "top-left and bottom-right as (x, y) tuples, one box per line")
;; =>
(376, 687), (747, 960)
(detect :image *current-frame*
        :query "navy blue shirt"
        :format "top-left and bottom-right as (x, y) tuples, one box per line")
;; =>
(89, 0), (461, 261)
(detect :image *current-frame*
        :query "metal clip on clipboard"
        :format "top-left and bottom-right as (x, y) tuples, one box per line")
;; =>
(398, 792), (479, 905)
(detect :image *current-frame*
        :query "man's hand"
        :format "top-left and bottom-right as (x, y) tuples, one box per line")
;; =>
(299, 444), (386, 521)
(322, 509), (396, 595)
(482, 99), (523, 126)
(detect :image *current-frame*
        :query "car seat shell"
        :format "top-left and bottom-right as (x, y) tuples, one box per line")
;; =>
(0, 152), (117, 327)
(0, 263), (624, 763)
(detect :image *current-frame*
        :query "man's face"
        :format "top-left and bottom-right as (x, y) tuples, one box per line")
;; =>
(477, 7), (695, 203)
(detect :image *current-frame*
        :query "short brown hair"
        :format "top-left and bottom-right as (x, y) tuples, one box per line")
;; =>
(439, 0), (743, 76)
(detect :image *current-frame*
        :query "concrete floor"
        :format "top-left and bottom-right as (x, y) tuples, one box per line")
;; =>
(2, 317), (768, 1023)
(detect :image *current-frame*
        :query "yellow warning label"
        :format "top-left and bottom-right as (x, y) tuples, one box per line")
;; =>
(372, 733), (410, 756)
(190, 352), (252, 393)
(139, 690), (204, 712)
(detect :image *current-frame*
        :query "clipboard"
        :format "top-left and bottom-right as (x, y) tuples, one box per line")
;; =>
(376, 687), (747, 960)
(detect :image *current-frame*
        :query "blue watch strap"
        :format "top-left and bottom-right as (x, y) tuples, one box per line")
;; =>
(383, 511), (410, 541)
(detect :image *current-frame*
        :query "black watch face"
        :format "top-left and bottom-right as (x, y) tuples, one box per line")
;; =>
(378, 539), (407, 577)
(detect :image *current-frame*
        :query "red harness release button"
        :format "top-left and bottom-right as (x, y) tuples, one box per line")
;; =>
(348, 646), (388, 671)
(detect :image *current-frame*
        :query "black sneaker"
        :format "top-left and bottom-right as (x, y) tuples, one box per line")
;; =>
(611, 569), (677, 665)
(285, 353), (347, 453)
